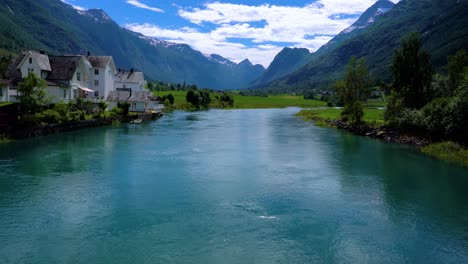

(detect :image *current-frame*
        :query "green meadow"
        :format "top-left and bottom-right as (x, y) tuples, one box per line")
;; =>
(296, 108), (385, 125)
(153, 91), (326, 109)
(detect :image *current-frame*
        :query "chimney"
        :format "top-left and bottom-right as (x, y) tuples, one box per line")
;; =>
(87, 51), (91, 57)
(40, 50), (45, 55)
(130, 68), (134, 73)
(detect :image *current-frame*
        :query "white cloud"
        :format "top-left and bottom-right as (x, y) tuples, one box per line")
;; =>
(126, 0), (164, 13)
(127, 0), (399, 67)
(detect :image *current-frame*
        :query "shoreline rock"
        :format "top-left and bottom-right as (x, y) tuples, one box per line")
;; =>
(326, 119), (431, 146)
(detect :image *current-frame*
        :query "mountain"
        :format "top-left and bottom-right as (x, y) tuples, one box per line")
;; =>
(256, 0), (468, 93)
(253, 47), (312, 86)
(252, 0), (394, 88)
(314, 0), (395, 57)
(0, 0), (264, 90)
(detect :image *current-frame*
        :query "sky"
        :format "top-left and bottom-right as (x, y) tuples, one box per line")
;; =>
(61, 0), (399, 67)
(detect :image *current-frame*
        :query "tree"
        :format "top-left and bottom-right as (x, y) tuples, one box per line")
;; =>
(166, 93), (175, 105)
(391, 32), (433, 109)
(186, 90), (200, 108)
(337, 57), (370, 125)
(447, 49), (468, 90)
(17, 72), (47, 115)
(0, 55), (12, 79)
(200, 90), (211, 107)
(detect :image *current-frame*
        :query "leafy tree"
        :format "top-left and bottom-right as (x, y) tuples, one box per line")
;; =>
(166, 93), (175, 105)
(200, 90), (211, 107)
(447, 49), (468, 90)
(391, 32), (433, 109)
(186, 90), (200, 108)
(337, 57), (370, 125)
(17, 72), (47, 115)
(0, 55), (12, 79)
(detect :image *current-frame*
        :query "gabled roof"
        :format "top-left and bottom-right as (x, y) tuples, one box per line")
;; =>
(6, 55), (24, 86)
(17, 51), (51, 71)
(128, 91), (152, 102)
(115, 69), (145, 84)
(87, 56), (112, 68)
(107, 91), (130, 102)
(47, 56), (83, 81)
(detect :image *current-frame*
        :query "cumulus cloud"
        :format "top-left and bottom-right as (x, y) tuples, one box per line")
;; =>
(127, 0), (398, 67)
(126, 0), (164, 13)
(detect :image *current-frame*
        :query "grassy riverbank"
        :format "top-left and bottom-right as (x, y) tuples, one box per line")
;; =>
(154, 91), (326, 109)
(296, 108), (385, 126)
(421, 142), (468, 167)
(297, 108), (468, 167)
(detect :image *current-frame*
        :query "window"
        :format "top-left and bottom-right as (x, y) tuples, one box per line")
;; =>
(95, 91), (99, 97)
(132, 103), (136, 108)
(95, 69), (99, 75)
(29, 58), (32, 64)
(94, 80), (99, 86)
(0, 88), (3, 97)
(63, 89), (67, 99)
(77, 72), (81, 81)
(123, 85), (126, 88)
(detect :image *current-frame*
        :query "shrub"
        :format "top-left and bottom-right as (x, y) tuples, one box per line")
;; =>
(67, 110), (84, 122)
(37, 109), (62, 124)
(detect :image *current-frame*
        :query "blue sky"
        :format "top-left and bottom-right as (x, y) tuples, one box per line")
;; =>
(62, 0), (398, 67)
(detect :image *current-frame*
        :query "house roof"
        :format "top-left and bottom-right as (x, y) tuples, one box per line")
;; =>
(87, 56), (112, 68)
(115, 69), (145, 84)
(6, 55), (24, 86)
(47, 56), (82, 81)
(128, 91), (152, 102)
(17, 51), (52, 72)
(107, 91), (131, 102)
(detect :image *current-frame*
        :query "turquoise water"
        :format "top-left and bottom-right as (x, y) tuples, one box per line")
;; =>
(0, 108), (467, 264)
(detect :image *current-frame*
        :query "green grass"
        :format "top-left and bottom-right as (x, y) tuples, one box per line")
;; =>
(232, 94), (325, 109)
(421, 142), (468, 167)
(0, 135), (12, 144)
(153, 91), (326, 109)
(296, 108), (385, 124)
(0, 102), (13, 107)
(365, 98), (387, 108)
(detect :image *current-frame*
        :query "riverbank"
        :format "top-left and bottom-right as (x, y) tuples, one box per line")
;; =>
(297, 109), (468, 167)
(2, 112), (162, 140)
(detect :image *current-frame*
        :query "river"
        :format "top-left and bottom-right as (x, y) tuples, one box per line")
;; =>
(0, 108), (467, 263)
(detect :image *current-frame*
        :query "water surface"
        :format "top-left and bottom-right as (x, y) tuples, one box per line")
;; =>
(0, 108), (467, 263)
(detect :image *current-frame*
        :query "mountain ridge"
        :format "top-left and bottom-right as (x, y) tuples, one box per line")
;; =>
(0, 0), (265, 90)
(252, 0), (395, 89)
(253, 0), (468, 93)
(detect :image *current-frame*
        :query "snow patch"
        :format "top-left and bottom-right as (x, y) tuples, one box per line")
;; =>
(139, 35), (177, 48)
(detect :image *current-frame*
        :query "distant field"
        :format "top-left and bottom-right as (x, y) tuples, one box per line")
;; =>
(365, 98), (387, 108)
(297, 108), (385, 124)
(153, 91), (326, 109)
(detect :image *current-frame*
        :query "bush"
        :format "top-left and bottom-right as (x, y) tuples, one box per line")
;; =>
(117, 102), (130, 116)
(37, 109), (62, 124)
(67, 110), (84, 122)
(341, 101), (363, 125)
(398, 108), (425, 130)
(384, 92), (404, 126)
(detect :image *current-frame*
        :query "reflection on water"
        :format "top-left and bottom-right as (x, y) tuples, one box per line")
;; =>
(0, 108), (467, 264)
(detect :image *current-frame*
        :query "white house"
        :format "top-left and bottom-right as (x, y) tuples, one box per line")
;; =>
(115, 69), (147, 92)
(5, 51), (96, 103)
(45, 55), (94, 103)
(17, 50), (51, 79)
(107, 91), (163, 113)
(87, 56), (116, 100)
